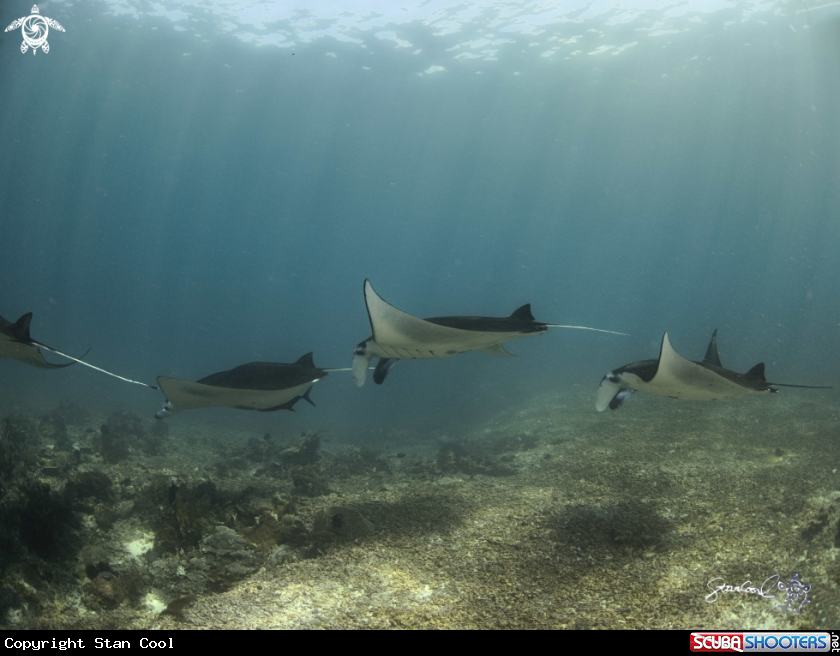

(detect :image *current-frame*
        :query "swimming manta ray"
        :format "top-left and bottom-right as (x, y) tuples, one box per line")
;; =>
(0, 311), (84, 369)
(155, 352), (328, 418)
(595, 330), (831, 411)
(1, 310), (159, 389)
(352, 279), (627, 386)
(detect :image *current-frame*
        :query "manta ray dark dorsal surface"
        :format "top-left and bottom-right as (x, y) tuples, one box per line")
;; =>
(155, 353), (327, 418)
(7, 312), (34, 342)
(702, 330), (723, 367)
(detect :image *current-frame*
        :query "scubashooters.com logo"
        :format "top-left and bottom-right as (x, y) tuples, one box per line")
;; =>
(690, 632), (838, 653)
(4, 5), (65, 55)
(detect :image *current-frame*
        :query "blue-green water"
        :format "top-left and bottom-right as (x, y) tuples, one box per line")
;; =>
(1, 0), (839, 629)
(3, 1), (838, 426)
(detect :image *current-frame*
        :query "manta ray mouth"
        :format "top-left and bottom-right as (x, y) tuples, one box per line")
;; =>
(155, 401), (174, 419)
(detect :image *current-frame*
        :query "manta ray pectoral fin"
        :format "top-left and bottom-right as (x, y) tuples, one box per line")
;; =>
(363, 279), (482, 346)
(373, 358), (398, 384)
(481, 343), (514, 357)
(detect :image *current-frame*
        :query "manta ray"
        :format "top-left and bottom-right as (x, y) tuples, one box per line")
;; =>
(352, 279), (627, 386)
(0, 312), (85, 369)
(595, 330), (831, 411)
(1, 310), (159, 389)
(155, 352), (328, 418)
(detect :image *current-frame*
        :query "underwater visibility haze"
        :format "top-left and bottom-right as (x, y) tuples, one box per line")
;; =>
(0, 0), (839, 630)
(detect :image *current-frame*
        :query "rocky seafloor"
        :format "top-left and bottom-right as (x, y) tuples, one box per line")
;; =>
(0, 388), (838, 629)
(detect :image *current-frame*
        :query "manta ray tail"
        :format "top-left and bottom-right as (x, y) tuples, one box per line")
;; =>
(34, 342), (158, 390)
(37, 346), (91, 369)
(746, 362), (831, 390)
(545, 324), (629, 336)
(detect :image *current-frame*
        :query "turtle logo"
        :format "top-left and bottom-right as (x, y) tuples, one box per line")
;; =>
(5, 5), (65, 55)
